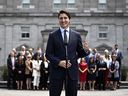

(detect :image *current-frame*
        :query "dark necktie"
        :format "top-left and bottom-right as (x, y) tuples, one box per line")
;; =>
(64, 30), (68, 45)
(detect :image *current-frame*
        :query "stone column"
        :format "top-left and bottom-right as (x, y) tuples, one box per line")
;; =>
(5, 24), (13, 64)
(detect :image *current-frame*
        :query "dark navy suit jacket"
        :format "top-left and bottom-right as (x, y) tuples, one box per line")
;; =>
(46, 28), (87, 80)
(7, 56), (16, 77)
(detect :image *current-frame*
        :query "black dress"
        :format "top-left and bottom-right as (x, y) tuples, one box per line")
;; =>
(15, 61), (25, 81)
(109, 62), (115, 81)
(97, 61), (107, 90)
(87, 63), (96, 81)
(39, 61), (49, 89)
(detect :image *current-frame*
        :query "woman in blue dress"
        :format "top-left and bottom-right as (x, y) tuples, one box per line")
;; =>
(108, 53), (119, 90)
(87, 55), (97, 90)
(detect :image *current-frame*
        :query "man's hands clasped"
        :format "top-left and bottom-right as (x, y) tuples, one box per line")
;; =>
(58, 60), (71, 69)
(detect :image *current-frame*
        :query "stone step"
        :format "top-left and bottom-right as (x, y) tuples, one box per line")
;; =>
(0, 81), (128, 89)
(119, 81), (128, 89)
(120, 86), (128, 89)
(120, 81), (128, 86)
(0, 81), (7, 88)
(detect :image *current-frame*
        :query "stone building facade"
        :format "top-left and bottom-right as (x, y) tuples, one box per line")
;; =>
(0, 0), (128, 65)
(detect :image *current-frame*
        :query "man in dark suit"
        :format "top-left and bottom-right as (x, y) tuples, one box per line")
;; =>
(45, 10), (89, 96)
(7, 51), (17, 89)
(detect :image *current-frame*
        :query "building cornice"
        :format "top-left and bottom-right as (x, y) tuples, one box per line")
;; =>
(0, 12), (128, 17)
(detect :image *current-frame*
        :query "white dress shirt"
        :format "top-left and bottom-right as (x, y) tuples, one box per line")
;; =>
(60, 27), (69, 42)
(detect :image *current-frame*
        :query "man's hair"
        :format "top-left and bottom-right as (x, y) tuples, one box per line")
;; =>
(58, 10), (71, 19)
(115, 44), (118, 46)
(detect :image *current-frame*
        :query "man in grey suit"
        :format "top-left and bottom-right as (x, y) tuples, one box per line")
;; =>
(45, 10), (89, 96)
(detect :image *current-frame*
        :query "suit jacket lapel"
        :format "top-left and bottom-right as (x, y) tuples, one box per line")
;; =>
(68, 29), (73, 46)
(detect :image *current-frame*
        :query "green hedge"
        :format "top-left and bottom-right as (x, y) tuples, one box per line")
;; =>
(121, 65), (128, 81)
(0, 65), (8, 81)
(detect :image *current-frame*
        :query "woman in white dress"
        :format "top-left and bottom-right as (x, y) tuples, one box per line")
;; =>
(32, 54), (42, 90)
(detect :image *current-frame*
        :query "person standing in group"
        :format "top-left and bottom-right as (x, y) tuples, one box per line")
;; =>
(7, 51), (17, 89)
(45, 10), (89, 96)
(32, 54), (42, 90)
(15, 55), (25, 90)
(103, 49), (111, 88)
(111, 44), (123, 87)
(108, 54), (120, 90)
(40, 55), (49, 90)
(97, 56), (107, 90)
(79, 58), (88, 90)
(87, 55), (97, 91)
(25, 54), (33, 90)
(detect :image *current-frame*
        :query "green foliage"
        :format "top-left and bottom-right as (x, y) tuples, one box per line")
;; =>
(121, 65), (128, 81)
(0, 65), (8, 81)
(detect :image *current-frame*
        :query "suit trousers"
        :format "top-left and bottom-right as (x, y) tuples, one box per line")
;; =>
(49, 77), (78, 96)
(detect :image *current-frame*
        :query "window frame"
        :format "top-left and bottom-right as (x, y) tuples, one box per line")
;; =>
(98, 0), (107, 10)
(98, 26), (108, 39)
(21, 26), (30, 39)
(67, 0), (76, 8)
(98, 32), (107, 39)
(53, 0), (61, 9)
(22, 0), (30, 8)
(98, 0), (107, 4)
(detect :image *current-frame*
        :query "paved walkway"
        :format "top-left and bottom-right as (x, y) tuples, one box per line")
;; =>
(0, 89), (128, 96)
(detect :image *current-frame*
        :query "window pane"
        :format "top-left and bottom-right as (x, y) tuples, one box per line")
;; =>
(53, 27), (58, 30)
(53, 0), (61, 3)
(68, 0), (75, 3)
(53, 0), (61, 8)
(70, 27), (76, 30)
(54, 4), (61, 8)
(22, 0), (30, 4)
(99, 33), (102, 38)
(68, 4), (75, 8)
(21, 27), (30, 32)
(22, 33), (26, 38)
(21, 33), (30, 38)
(103, 33), (107, 37)
(99, 26), (108, 31)
(99, 33), (107, 38)
(98, 4), (107, 9)
(21, 27), (30, 38)
(98, 0), (107, 9)
(67, 0), (75, 8)
(26, 33), (30, 37)
(99, 0), (107, 4)
(22, 4), (30, 8)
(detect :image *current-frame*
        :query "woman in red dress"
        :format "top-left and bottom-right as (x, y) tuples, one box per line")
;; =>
(79, 58), (88, 90)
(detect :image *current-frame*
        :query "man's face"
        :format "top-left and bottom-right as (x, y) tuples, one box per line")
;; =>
(58, 13), (70, 29)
